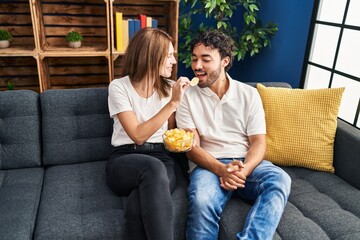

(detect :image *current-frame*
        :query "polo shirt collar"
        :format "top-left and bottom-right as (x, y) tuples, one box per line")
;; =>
(200, 73), (237, 100)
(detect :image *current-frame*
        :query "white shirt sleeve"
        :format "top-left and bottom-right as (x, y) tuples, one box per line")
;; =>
(108, 79), (132, 119)
(246, 89), (266, 136)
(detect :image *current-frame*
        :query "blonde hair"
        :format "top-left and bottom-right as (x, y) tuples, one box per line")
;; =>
(121, 28), (173, 98)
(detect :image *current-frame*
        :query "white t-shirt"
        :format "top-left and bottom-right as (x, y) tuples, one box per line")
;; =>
(176, 74), (266, 171)
(108, 76), (172, 147)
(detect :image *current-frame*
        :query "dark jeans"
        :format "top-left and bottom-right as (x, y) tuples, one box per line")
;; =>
(106, 145), (176, 240)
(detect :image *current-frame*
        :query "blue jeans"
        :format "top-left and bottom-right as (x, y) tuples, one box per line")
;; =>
(186, 159), (291, 240)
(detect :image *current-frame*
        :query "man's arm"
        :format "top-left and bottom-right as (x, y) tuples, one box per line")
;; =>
(242, 134), (266, 176)
(186, 129), (246, 190)
(223, 134), (266, 188)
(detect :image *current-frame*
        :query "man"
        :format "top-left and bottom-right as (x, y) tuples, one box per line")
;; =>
(176, 30), (291, 240)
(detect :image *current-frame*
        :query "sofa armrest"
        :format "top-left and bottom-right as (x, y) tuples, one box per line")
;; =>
(333, 119), (360, 190)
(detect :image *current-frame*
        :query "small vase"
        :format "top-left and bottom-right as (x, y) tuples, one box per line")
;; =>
(68, 41), (81, 48)
(0, 40), (10, 49)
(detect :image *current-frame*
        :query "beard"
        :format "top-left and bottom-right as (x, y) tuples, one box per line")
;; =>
(197, 64), (222, 88)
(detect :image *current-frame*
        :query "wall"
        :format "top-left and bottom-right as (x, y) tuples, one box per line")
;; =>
(177, 0), (315, 88)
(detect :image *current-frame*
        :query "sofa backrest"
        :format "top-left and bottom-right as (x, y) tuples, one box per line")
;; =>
(246, 82), (292, 88)
(0, 90), (42, 169)
(40, 88), (113, 166)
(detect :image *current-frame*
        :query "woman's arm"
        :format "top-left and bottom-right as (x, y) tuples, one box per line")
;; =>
(117, 101), (177, 145)
(118, 78), (189, 145)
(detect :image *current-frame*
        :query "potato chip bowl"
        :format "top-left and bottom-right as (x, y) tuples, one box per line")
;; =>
(163, 128), (194, 153)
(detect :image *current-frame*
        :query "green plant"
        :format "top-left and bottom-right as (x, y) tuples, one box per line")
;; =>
(65, 30), (84, 42)
(179, 0), (278, 67)
(0, 29), (13, 41)
(7, 80), (15, 90)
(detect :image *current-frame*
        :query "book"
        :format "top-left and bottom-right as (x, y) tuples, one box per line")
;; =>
(128, 19), (135, 40)
(146, 16), (152, 27)
(115, 12), (123, 51)
(138, 14), (147, 29)
(152, 18), (158, 28)
(134, 19), (141, 35)
(122, 19), (129, 51)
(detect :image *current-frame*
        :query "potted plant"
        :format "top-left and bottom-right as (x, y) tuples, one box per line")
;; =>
(0, 29), (13, 49)
(7, 80), (15, 90)
(65, 30), (84, 48)
(179, 0), (278, 67)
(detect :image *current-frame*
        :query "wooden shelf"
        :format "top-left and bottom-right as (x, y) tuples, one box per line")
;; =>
(0, 56), (40, 92)
(0, 46), (37, 56)
(38, 56), (111, 91)
(0, 0), (179, 92)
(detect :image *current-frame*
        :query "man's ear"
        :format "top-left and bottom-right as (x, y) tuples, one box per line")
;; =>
(222, 56), (230, 68)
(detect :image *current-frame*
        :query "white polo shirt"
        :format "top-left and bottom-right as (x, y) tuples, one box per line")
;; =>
(176, 74), (266, 170)
(108, 76), (172, 147)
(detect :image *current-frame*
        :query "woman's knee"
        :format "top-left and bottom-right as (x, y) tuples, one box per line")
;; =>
(141, 156), (169, 184)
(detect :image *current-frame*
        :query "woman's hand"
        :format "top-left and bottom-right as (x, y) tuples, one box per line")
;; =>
(170, 77), (190, 107)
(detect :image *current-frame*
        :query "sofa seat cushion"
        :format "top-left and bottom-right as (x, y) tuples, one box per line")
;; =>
(34, 160), (188, 240)
(34, 161), (125, 240)
(0, 167), (44, 240)
(219, 166), (360, 240)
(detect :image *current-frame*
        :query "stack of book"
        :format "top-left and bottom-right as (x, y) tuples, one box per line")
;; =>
(116, 13), (158, 52)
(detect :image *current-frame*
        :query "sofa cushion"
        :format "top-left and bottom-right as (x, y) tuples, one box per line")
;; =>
(34, 161), (188, 240)
(0, 167), (44, 240)
(219, 166), (360, 240)
(0, 90), (41, 169)
(34, 161), (125, 239)
(40, 88), (113, 166)
(257, 84), (344, 172)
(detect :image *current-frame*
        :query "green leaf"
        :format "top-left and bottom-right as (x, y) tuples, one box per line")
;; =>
(249, 4), (259, 12)
(250, 15), (256, 24)
(245, 15), (251, 25)
(264, 39), (269, 47)
(191, 0), (197, 8)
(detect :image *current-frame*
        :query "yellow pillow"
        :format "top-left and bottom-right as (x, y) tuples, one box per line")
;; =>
(257, 83), (344, 173)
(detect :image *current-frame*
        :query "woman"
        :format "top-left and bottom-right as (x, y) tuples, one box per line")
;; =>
(106, 27), (190, 240)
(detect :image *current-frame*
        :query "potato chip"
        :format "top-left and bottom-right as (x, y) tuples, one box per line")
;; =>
(190, 77), (199, 86)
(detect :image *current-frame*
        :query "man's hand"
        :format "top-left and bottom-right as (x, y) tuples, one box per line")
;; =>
(219, 160), (247, 191)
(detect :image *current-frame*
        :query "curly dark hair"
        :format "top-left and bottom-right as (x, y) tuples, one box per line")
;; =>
(190, 30), (235, 72)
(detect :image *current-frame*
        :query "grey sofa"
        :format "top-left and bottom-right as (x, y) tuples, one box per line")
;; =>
(1, 84), (359, 240)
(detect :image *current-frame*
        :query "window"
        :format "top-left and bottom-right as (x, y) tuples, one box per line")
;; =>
(302, 0), (360, 129)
